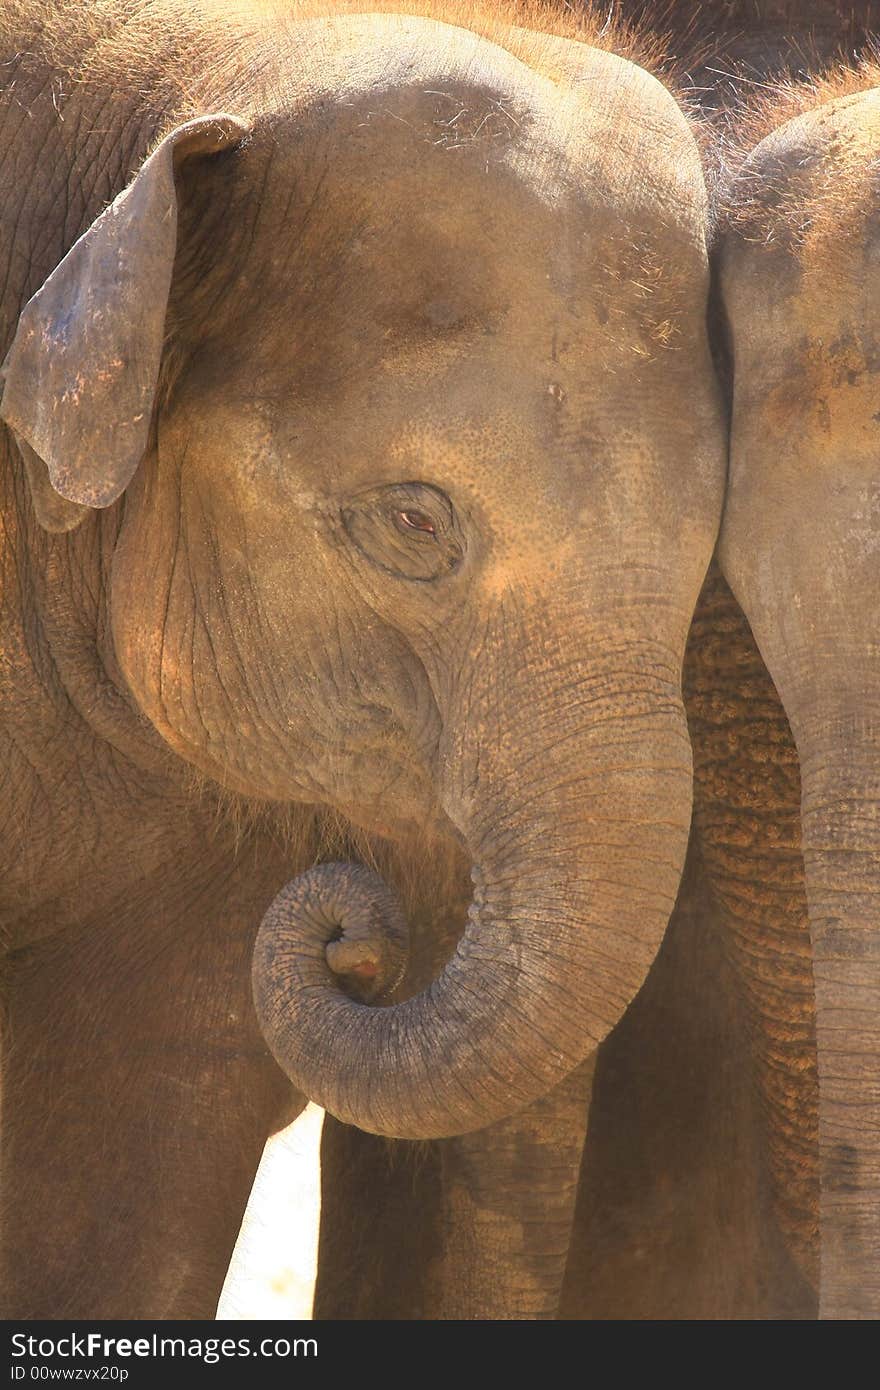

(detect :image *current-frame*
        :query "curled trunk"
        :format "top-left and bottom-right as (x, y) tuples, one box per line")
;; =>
(253, 650), (694, 1140)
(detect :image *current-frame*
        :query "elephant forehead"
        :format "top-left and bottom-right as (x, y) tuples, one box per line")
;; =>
(271, 12), (708, 231)
(173, 112), (707, 409)
(248, 84), (703, 257)
(167, 21), (712, 395)
(723, 85), (880, 274)
(721, 90), (880, 476)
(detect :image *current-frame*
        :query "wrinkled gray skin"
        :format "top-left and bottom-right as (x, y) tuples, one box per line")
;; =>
(0, 4), (724, 1318)
(719, 86), (880, 1320)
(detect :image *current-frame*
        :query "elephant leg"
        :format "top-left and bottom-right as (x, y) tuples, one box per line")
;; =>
(420, 1058), (596, 1320)
(0, 900), (297, 1319)
(315, 1061), (594, 1320)
(565, 827), (813, 1319)
(314, 1122), (444, 1319)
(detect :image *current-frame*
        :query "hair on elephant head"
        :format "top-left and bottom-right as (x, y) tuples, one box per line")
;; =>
(1, 10), (726, 1141)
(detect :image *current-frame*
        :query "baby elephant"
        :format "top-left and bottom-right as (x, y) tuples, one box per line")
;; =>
(0, 1), (723, 1317)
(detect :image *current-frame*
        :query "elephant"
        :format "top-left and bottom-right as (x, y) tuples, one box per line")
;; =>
(309, 4), (880, 1322)
(716, 63), (880, 1321)
(0, 0), (726, 1318)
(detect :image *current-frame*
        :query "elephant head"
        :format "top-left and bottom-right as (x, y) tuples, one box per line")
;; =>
(718, 78), (880, 1318)
(1, 18), (725, 1139)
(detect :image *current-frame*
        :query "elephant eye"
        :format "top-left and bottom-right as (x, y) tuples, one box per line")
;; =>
(396, 509), (436, 536)
(342, 482), (464, 582)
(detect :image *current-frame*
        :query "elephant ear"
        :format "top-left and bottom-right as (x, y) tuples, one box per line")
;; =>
(0, 113), (249, 532)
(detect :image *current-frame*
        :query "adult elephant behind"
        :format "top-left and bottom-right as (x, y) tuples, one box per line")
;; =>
(718, 70), (880, 1318)
(0, 1), (724, 1315)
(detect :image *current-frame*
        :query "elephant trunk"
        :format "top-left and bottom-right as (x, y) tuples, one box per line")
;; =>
(253, 639), (694, 1140)
(795, 739), (880, 1319)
